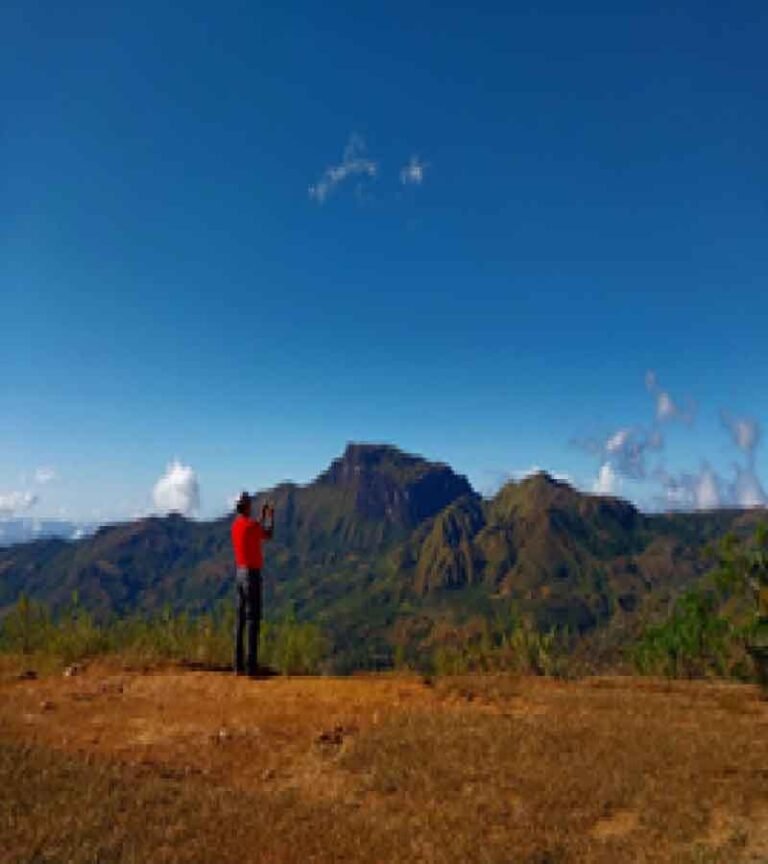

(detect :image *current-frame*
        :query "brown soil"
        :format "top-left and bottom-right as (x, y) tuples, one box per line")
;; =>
(1, 661), (766, 863)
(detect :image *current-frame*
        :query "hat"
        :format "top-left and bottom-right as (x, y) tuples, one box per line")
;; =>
(235, 491), (252, 514)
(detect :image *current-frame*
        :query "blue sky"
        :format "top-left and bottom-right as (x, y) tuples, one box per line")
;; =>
(2, 0), (767, 521)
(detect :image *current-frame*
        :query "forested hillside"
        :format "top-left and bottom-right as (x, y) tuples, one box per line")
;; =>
(1, 444), (763, 670)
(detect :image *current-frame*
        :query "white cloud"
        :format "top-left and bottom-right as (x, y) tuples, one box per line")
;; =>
(695, 466), (722, 509)
(579, 372), (766, 512)
(578, 371), (705, 506)
(645, 369), (695, 424)
(606, 428), (632, 454)
(656, 465), (720, 510)
(34, 466), (57, 485)
(400, 155), (428, 185)
(579, 425), (662, 482)
(657, 462), (766, 511)
(593, 463), (621, 495)
(721, 411), (760, 457)
(308, 134), (378, 204)
(732, 464), (767, 507)
(0, 490), (38, 516)
(152, 460), (200, 516)
(656, 391), (676, 421)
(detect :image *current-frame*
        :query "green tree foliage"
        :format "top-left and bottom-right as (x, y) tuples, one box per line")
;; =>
(630, 589), (737, 678)
(632, 524), (768, 681)
(709, 523), (768, 633)
(709, 523), (768, 686)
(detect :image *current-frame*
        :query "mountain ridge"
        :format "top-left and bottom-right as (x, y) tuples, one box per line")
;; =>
(1, 443), (765, 670)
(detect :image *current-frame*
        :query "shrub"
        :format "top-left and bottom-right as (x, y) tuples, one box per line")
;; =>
(0, 594), (51, 654)
(0, 597), (327, 674)
(630, 589), (740, 678)
(261, 614), (329, 675)
(431, 614), (570, 677)
(632, 524), (768, 682)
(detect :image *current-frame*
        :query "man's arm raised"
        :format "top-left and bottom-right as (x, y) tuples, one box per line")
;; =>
(260, 503), (275, 540)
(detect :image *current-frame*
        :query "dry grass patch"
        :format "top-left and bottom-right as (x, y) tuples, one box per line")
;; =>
(0, 666), (766, 863)
(0, 740), (401, 864)
(339, 676), (767, 862)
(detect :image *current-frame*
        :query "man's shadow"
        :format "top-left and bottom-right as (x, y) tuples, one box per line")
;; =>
(179, 660), (280, 678)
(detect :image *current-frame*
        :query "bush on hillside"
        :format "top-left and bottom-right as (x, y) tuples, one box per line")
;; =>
(630, 588), (745, 679)
(429, 613), (572, 677)
(0, 596), (327, 675)
(631, 524), (768, 681)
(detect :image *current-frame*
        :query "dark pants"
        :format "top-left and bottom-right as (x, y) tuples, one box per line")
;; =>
(234, 567), (262, 675)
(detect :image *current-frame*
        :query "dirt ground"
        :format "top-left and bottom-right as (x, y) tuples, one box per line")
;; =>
(1, 660), (767, 863)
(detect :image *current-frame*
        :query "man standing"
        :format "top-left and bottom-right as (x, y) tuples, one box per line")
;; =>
(231, 492), (274, 677)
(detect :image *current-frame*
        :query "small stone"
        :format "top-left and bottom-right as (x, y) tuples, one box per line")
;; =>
(64, 664), (82, 678)
(315, 722), (357, 748)
(18, 669), (37, 681)
(261, 768), (276, 781)
(40, 700), (55, 711)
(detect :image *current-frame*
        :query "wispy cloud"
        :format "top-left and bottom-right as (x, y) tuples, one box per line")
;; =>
(400, 155), (428, 186)
(732, 463), (766, 507)
(308, 134), (378, 204)
(577, 371), (702, 498)
(656, 460), (766, 510)
(655, 464), (723, 510)
(576, 425), (662, 488)
(645, 369), (695, 424)
(152, 460), (200, 516)
(721, 411), (760, 458)
(0, 490), (38, 516)
(34, 466), (57, 485)
(656, 411), (766, 510)
(593, 463), (621, 496)
(577, 371), (766, 511)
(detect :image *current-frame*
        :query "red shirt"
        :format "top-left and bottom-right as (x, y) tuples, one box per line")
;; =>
(231, 515), (267, 569)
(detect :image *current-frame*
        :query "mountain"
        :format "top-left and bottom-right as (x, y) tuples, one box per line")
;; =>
(252, 442), (474, 554)
(0, 446), (764, 670)
(0, 444), (473, 620)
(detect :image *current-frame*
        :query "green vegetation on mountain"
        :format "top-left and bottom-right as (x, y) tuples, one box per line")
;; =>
(0, 443), (766, 673)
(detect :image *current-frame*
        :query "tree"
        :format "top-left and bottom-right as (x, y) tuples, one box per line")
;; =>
(709, 523), (768, 687)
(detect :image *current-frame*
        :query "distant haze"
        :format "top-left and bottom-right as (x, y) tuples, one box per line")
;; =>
(0, 518), (97, 547)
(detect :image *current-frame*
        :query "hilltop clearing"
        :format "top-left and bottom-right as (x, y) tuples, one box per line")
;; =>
(1, 662), (766, 863)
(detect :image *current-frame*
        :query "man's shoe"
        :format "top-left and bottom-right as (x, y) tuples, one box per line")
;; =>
(248, 665), (279, 679)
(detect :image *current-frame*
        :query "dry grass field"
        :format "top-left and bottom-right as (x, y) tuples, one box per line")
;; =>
(1, 660), (766, 864)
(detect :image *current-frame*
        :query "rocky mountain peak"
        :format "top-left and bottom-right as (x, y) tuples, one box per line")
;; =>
(317, 442), (475, 526)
